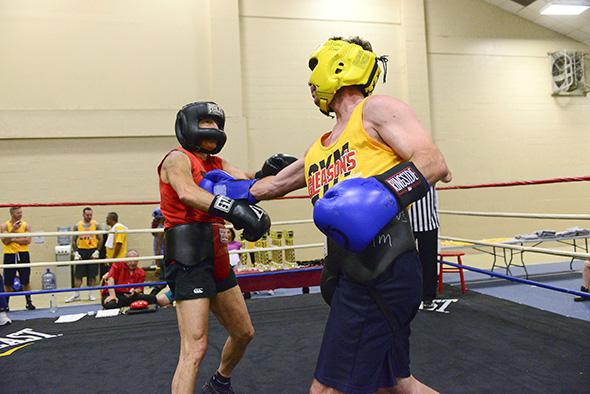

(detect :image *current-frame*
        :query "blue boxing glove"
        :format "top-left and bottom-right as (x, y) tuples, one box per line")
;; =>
(313, 162), (429, 253)
(199, 169), (258, 204)
(313, 178), (399, 253)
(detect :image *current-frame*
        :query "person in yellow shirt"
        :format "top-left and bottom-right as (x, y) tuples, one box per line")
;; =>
(65, 207), (103, 303)
(102, 212), (128, 277)
(1, 207), (35, 310)
(245, 36), (451, 394)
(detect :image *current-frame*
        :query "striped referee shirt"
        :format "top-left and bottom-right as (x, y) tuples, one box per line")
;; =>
(408, 186), (439, 232)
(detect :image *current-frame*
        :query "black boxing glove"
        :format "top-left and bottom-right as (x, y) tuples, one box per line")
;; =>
(208, 195), (271, 241)
(254, 153), (298, 179)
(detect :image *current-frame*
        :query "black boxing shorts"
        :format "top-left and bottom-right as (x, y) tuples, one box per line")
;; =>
(164, 222), (237, 301)
(315, 250), (423, 393)
(4, 252), (31, 285)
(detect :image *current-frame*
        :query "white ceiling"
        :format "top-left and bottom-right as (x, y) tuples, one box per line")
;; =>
(483, 0), (590, 46)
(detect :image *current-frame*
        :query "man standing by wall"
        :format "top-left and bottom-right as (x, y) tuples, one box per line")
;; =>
(103, 212), (127, 277)
(66, 207), (102, 303)
(1, 207), (35, 311)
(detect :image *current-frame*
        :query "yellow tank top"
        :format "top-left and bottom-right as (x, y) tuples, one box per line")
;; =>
(304, 98), (403, 203)
(106, 223), (127, 259)
(76, 220), (99, 249)
(3, 220), (29, 254)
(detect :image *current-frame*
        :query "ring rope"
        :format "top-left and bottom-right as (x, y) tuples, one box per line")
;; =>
(0, 265), (325, 297)
(0, 201), (161, 208)
(2, 175), (589, 208)
(0, 195), (308, 208)
(439, 210), (590, 220)
(439, 235), (590, 260)
(0, 228), (158, 238)
(441, 260), (590, 299)
(0, 243), (325, 269)
(0, 281), (166, 298)
(437, 175), (590, 191)
(0, 219), (316, 239)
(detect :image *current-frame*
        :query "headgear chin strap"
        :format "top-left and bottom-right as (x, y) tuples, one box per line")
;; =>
(308, 39), (387, 116)
(175, 101), (227, 154)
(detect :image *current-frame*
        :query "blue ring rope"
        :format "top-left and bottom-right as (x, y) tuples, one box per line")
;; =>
(442, 260), (590, 299)
(0, 267), (322, 297)
(0, 282), (167, 297)
(2, 263), (586, 299)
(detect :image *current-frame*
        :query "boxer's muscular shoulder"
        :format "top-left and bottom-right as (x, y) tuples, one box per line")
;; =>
(161, 150), (191, 183)
(364, 95), (413, 126)
(363, 95), (418, 142)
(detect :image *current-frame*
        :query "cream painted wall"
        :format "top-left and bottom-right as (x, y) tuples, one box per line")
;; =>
(1, 0), (590, 288)
(0, 0), (250, 285)
(425, 0), (590, 242)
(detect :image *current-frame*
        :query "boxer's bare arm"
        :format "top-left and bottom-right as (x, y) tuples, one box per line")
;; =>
(363, 95), (451, 184)
(250, 158), (307, 200)
(221, 159), (254, 179)
(0, 223), (12, 245)
(160, 151), (214, 211)
(16, 223), (32, 245)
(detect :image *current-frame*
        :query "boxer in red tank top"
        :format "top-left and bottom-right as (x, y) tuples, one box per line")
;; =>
(159, 102), (272, 394)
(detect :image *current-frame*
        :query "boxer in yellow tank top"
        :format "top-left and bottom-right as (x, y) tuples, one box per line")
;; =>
(245, 36), (452, 394)
(201, 36), (451, 394)
(305, 97), (405, 204)
(1, 206), (36, 310)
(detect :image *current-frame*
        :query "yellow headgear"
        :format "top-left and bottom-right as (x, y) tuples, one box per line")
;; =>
(308, 39), (384, 116)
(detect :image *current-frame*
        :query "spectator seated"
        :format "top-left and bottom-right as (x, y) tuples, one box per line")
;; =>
(101, 250), (157, 309)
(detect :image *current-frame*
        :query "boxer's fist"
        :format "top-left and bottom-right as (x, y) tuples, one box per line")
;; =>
(73, 251), (82, 260)
(208, 195), (270, 242)
(200, 169), (257, 204)
(313, 177), (400, 253)
(255, 153), (298, 178)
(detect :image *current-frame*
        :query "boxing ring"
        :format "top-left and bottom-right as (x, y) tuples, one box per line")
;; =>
(1, 175), (590, 393)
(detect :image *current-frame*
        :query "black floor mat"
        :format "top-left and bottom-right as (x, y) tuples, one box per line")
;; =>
(1, 286), (589, 393)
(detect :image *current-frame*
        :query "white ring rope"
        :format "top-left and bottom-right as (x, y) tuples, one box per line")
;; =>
(0, 243), (325, 269)
(0, 219), (316, 238)
(440, 210), (590, 220)
(0, 228), (157, 238)
(439, 235), (590, 260)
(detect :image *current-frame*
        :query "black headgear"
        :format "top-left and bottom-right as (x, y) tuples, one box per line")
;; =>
(175, 101), (227, 154)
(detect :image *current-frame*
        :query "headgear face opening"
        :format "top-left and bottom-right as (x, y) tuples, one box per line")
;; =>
(308, 39), (383, 116)
(175, 101), (227, 154)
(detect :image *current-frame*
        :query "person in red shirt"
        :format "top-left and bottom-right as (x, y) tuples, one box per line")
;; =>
(101, 249), (156, 309)
(159, 101), (291, 394)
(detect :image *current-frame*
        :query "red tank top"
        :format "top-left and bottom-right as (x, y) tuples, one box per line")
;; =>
(158, 147), (224, 228)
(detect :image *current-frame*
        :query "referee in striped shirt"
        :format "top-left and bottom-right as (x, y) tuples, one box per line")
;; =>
(409, 185), (439, 309)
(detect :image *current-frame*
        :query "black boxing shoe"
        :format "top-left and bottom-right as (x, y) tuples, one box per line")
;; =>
(574, 286), (590, 302)
(26, 302), (36, 311)
(201, 379), (235, 394)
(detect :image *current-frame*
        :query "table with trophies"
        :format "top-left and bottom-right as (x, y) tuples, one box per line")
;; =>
(235, 229), (322, 292)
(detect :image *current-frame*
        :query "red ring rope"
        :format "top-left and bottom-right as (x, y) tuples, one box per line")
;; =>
(437, 175), (590, 191)
(1, 175), (588, 207)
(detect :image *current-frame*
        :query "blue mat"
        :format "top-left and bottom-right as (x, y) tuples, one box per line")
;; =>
(9, 303), (101, 321)
(443, 260), (590, 321)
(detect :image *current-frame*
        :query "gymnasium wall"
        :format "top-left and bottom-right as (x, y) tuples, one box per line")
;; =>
(0, 0), (589, 285)
(425, 0), (590, 239)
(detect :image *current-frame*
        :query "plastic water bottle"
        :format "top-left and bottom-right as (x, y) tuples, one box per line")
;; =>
(42, 268), (57, 313)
